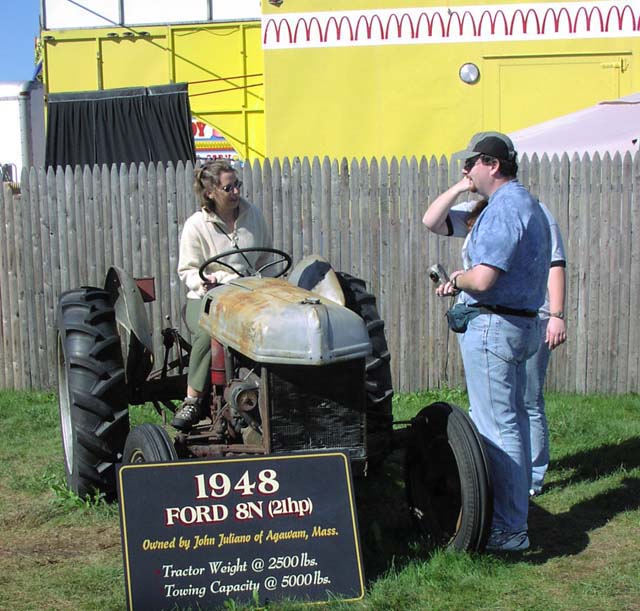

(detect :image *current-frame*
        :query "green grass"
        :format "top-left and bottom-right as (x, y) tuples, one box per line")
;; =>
(0, 390), (639, 610)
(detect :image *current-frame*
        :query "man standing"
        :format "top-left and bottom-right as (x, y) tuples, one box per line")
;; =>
(438, 132), (551, 551)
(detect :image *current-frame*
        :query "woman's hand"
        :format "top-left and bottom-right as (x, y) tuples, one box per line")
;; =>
(203, 274), (219, 291)
(202, 270), (240, 291)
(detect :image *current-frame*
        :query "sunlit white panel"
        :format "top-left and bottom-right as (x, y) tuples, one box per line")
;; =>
(212, 0), (261, 21)
(123, 0), (209, 25)
(43, 0), (119, 29)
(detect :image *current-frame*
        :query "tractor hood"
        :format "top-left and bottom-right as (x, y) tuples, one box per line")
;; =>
(199, 277), (371, 365)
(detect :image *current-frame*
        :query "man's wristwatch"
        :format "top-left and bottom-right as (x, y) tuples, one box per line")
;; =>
(452, 275), (459, 291)
(549, 311), (564, 319)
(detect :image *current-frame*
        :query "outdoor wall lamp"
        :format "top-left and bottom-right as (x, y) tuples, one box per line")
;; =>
(459, 63), (480, 85)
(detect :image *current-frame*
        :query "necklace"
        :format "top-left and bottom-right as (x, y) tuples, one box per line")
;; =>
(215, 222), (254, 273)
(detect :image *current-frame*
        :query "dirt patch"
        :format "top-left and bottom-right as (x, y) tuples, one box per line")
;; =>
(8, 525), (119, 564)
(0, 488), (121, 571)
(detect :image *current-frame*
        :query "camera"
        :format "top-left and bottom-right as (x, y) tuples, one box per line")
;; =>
(428, 263), (449, 286)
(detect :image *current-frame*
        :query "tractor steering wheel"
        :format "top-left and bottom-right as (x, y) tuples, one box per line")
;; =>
(198, 247), (293, 282)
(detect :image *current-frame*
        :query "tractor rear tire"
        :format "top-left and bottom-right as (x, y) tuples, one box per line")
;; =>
(405, 402), (492, 552)
(123, 424), (178, 463)
(57, 287), (130, 500)
(336, 272), (393, 463)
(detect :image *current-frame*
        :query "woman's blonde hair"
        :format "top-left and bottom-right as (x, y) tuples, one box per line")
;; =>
(194, 159), (237, 211)
(465, 199), (488, 230)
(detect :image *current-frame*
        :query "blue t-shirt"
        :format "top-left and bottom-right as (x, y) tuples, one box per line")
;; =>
(448, 199), (565, 314)
(463, 180), (551, 311)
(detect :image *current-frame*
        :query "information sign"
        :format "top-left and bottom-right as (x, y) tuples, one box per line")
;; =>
(117, 451), (364, 610)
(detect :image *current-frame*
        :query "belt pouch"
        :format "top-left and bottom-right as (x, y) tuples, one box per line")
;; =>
(446, 303), (482, 333)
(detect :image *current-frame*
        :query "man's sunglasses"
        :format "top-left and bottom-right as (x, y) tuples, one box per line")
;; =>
(219, 180), (243, 193)
(463, 155), (481, 172)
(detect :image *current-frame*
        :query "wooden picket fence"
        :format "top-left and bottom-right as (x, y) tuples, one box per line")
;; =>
(1, 152), (639, 395)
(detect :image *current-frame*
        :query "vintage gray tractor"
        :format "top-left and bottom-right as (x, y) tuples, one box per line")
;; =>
(56, 248), (491, 552)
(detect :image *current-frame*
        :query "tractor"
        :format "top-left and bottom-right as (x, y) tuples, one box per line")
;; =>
(56, 248), (491, 552)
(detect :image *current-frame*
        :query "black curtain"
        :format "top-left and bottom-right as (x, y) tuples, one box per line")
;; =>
(45, 83), (196, 168)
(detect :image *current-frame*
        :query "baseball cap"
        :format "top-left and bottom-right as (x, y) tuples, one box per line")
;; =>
(452, 131), (517, 163)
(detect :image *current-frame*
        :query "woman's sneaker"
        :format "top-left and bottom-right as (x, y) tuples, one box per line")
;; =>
(171, 396), (203, 431)
(486, 528), (530, 552)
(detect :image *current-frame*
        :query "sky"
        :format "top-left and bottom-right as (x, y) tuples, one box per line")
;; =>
(1, 0), (41, 82)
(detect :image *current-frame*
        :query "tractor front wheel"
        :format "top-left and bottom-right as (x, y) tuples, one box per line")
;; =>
(405, 402), (492, 552)
(123, 424), (178, 463)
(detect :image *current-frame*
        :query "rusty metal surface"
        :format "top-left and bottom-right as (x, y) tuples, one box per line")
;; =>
(199, 278), (371, 365)
(134, 277), (156, 303)
(185, 444), (268, 457)
(259, 365), (272, 454)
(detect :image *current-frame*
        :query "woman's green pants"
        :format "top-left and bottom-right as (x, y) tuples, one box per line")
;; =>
(186, 298), (211, 392)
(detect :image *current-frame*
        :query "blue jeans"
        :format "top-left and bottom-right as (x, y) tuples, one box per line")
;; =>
(459, 313), (541, 533)
(525, 317), (551, 493)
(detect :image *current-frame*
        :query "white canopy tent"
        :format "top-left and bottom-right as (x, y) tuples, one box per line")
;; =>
(509, 94), (640, 158)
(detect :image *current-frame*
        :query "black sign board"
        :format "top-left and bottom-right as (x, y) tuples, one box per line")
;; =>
(117, 451), (364, 610)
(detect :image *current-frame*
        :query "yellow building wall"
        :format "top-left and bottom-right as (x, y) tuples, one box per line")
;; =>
(41, 2), (640, 161)
(262, 0), (638, 159)
(42, 22), (265, 159)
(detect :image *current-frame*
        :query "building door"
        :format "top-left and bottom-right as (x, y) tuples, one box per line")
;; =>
(482, 52), (632, 132)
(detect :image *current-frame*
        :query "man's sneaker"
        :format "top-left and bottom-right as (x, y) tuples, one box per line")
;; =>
(171, 396), (202, 431)
(486, 528), (530, 552)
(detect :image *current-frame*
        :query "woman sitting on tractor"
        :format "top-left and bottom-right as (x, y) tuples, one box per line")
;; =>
(172, 159), (273, 431)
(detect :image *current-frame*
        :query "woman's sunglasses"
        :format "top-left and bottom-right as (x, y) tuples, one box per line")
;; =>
(219, 180), (243, 193)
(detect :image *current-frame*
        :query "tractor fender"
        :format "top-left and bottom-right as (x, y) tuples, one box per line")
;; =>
(104, 266), (154, 378)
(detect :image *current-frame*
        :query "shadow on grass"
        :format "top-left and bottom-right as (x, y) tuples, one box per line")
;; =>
(354, 439), (640, 571)
(548, 437), (640, 489)
(523, 437), (640, 562)
(525, 476), (640, 562)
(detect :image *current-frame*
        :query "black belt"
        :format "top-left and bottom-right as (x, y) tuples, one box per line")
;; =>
(470, 304), (538, 318)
